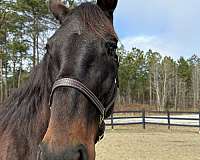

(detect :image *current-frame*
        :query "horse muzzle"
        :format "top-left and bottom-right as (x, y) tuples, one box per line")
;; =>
(37, 144), (89, 160)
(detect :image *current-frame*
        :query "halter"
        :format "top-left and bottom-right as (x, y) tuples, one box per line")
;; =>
(49, 78), (118, 142)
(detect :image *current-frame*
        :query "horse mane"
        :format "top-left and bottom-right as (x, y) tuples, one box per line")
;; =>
(0, 53), (52, 133)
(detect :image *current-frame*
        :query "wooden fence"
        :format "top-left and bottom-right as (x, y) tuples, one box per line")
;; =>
(106, 110), (200, 130)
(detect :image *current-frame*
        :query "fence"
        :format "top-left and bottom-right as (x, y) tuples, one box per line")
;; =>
(106, 110), (200, 130)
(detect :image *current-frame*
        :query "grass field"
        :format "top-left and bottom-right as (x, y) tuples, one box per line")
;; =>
(96, 125), (200, 160)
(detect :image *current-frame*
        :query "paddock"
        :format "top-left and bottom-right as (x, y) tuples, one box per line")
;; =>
(96, 126), (200, 160)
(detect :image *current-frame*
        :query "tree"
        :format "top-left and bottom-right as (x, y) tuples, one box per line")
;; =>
(16, 0), (52, 67)
(146, 50), (162, 109)
(160, 56), (175, 109)
(177, 57), (192, 108)
(189, 55), (200, 109)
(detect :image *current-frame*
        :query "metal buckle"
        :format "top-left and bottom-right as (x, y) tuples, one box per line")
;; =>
(99, 115), (104, 125)
(97, 112), (105, 142)
(98, 132), (104, 142)
(99, 110), (105, 126)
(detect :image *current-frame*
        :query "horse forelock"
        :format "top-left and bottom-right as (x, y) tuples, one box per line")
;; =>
(77, 2), (118, 41)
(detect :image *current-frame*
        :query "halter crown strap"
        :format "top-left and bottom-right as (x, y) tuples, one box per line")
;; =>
(49, 78), (105, 116)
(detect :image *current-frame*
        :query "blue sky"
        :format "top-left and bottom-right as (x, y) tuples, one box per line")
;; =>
(113, 0), (200, 59)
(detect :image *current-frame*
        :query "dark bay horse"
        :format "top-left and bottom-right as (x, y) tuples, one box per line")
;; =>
(0, 0), (118, 159)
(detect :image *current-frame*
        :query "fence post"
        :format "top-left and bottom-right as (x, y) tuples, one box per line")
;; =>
(142, 109), (146, 129)
(111, 112), (114, 130)
(199, 112), (200, 133)
(167, 110), (170, 130)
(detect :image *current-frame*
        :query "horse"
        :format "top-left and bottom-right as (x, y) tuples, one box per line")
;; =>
(0, 0), (119, 159)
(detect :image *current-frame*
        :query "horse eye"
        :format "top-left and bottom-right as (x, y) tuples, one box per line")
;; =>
(105, 42), (117, 56)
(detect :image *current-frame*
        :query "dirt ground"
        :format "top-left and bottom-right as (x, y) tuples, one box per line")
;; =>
(96, 125), (200, 160)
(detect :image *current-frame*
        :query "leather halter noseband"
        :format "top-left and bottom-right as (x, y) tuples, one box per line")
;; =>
(49, 78), (117, 142)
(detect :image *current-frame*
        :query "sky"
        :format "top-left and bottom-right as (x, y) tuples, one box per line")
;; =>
(113, 0), (200, 59)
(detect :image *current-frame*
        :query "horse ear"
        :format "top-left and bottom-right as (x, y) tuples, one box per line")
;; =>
(49, 0), (69, 24)
(97, 0), (118, 21)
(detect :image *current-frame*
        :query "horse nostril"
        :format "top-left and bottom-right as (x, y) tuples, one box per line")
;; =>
(63, 144), (88, 160)
(72, 152), (81, 160)
(76, 144), (88, 160)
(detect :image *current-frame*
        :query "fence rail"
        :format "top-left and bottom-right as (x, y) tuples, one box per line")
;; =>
(105, 110), (200, 130)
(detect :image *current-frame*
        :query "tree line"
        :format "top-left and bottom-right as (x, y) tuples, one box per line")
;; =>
(1, 0), (200, 111)
(117, 46), (200, 111)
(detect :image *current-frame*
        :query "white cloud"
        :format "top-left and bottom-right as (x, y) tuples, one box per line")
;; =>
(121, 35), (180, 59)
